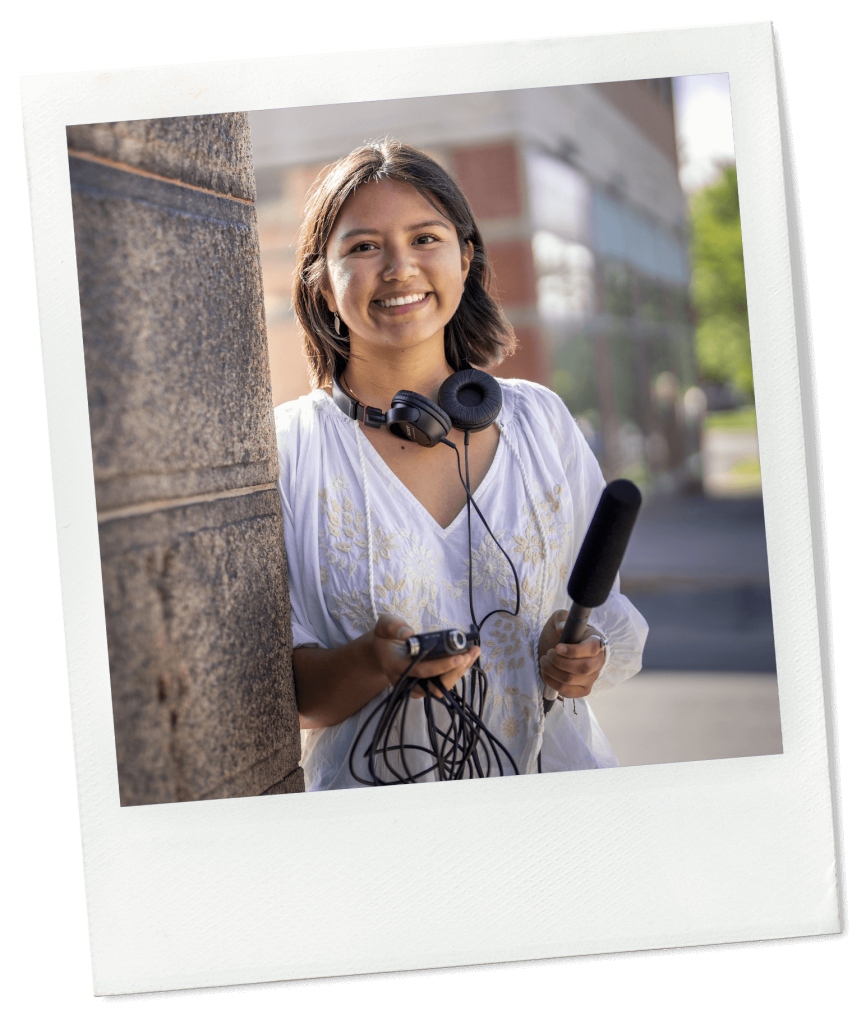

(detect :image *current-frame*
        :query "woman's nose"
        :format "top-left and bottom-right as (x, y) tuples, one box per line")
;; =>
(382, 245), (417, 281)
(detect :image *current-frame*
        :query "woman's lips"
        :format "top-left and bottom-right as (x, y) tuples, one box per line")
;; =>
(372, 292), (431, 313)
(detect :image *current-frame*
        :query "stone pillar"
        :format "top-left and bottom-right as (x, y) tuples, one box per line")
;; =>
(67, 115), (304, 806)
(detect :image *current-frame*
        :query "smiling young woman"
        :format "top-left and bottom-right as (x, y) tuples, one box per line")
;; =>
(278, 137), (647, 790)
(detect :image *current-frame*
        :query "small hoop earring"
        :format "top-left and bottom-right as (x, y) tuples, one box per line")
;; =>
(334, 313), (341, 335)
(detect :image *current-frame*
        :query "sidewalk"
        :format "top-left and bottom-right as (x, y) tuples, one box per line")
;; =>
(587, 671), (783, 768)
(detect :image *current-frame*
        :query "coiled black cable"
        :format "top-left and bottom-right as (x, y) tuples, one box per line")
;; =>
(348, 651), (519, 785)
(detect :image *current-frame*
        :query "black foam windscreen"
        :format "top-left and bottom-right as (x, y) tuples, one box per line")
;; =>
(567, 479), (642, 608)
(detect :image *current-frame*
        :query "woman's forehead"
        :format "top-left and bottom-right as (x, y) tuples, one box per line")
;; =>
(330, 178), (451, 239)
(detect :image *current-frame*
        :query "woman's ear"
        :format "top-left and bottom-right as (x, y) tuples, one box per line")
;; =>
(461, 240), (475, 283)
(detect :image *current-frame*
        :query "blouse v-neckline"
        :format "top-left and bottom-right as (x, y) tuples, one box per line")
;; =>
(323, 391), (506, 537)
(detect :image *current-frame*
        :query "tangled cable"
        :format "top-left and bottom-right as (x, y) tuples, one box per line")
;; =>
(348, 652), (519, 785)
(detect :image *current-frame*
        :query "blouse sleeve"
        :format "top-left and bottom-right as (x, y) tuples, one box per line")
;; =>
(541, 386), (649, 691)
(274, 400), (328, 651)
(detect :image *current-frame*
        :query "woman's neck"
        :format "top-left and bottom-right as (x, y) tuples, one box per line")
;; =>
(340, 343), (454, 409)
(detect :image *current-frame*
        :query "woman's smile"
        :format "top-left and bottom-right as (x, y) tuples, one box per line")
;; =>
(372, 291), (431, 311)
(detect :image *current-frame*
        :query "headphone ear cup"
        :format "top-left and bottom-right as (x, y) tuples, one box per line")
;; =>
(437, 369), (502, 433)
(386, 390), (453, 447)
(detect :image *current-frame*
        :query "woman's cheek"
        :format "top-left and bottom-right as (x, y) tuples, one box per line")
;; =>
(326, 262), (352, 300)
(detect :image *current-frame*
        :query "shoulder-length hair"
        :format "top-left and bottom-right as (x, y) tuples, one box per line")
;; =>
(292, 137), (517, 388)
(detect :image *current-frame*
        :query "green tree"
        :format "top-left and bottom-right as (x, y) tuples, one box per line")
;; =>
(690, 165), (753, 396)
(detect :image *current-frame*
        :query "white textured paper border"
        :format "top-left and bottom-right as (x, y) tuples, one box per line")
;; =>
(21, 23), (839, 996)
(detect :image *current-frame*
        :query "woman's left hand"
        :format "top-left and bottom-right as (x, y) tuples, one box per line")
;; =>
(537, 611), (607, 700)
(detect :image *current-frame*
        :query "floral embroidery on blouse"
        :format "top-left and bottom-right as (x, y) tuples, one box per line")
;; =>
(512, 484), (570, 573)
(331, 587), (376, 634)
(398, 528), (440, 606)
(443, 534), (517, 600)
(488, 687), (535, 737)
(318, 474), (368, 580)
(375, 572), (413, 622)
(481, 574), (550, 676)
(371, 525), (400, 566)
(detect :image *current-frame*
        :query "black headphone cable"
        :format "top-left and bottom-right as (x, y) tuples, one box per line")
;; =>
(441, 433), (521, 631)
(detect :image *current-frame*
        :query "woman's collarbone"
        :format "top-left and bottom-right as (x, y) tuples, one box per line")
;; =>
(365, 424), (500, 527)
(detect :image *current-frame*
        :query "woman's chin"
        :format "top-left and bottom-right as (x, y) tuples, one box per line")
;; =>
(351, 323), (450, 354)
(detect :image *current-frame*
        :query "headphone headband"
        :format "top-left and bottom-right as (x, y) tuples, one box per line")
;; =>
(331, 375), (387, 428)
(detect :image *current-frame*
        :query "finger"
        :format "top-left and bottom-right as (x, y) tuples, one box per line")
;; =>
(410, 646), (479, 679)
(411, 679), (446, 699)
(540, 653), (604, 688)
(539, 656), (597, 694)
(545, 649), (606, 676)
(374, 613), (414, 640)
(554, 682), (594, 700)
(410, 676), (446, 699)
(554, 637), (605, 659)
(409, 648), (479, 697)
(438, 647), (480, 690)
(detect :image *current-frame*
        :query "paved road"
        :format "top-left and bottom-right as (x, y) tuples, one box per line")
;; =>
(619, 492), (776, 673)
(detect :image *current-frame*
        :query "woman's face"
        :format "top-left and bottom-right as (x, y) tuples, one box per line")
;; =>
(321, 178), (472, 359)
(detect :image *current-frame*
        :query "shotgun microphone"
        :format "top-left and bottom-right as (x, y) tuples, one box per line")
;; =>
(540, 476), (642, 721)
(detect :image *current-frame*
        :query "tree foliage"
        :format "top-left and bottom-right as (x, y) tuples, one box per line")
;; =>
(690, 165), (753, 396)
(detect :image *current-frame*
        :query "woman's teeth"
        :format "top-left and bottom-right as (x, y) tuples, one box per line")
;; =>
(375, 293), (427, 308)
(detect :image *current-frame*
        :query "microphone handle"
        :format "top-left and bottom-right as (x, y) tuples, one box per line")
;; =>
(559, 604), (593, 645)
(540, 604), (594, 716)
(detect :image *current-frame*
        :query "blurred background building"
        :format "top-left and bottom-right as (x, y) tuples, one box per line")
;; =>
(250, 79), (700, 491)
(248, 76), (782, 769)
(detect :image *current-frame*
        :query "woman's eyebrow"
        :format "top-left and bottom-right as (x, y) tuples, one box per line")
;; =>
(406, 220), (451, 232)
(338, 219), (451, 242)
(338, 226), (378, 241)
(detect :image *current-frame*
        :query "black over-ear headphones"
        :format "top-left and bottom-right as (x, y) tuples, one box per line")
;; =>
(331, 367), (502, 447)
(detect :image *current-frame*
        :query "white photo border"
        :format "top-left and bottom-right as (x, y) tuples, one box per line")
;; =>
(21, 23), (839, 996)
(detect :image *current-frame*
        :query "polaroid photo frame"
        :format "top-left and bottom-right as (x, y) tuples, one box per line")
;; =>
(21, 23), (839, 995)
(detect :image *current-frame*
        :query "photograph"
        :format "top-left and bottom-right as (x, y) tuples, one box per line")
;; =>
(68, 74), (780, 805)
(18, 21), (840, 998)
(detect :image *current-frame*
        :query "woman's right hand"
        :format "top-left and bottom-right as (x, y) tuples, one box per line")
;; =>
(370, 613), (480, 698)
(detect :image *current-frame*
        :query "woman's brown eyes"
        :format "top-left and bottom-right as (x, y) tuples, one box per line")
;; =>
(349, 235), (439, 253)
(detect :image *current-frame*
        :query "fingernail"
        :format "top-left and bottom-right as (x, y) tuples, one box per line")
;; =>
(556, 644), (567, 655)
(399, 627), (412, 638)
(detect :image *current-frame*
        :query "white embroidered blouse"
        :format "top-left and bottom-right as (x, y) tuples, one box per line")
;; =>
(275, 377), (648, 791)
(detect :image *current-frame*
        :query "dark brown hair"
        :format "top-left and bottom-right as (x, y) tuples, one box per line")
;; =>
(291, 137), (517, 388)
